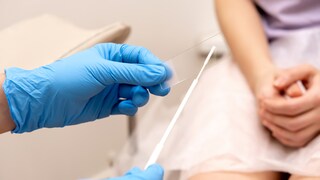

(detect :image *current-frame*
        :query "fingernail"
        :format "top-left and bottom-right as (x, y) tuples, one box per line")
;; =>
(274, 77), (286, 87)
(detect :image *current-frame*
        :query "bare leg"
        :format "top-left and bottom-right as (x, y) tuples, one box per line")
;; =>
(189, 171), (282, 180)
(290, 175), (320, 180)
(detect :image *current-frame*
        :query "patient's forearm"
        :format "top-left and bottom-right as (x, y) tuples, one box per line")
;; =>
(215, 0), (274, 91)
(0, 73), (15, 134)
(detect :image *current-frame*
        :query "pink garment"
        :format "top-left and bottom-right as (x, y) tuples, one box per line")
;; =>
(254, 0), (320, 39)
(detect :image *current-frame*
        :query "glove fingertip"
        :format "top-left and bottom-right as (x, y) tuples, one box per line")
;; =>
(112, 100), (138, 116)
(132, 86), (149, 107)
(144, 65), (167, 86)
(148, 85), (170, 96)
(146, 164), (164, 178)
(163, 63), (173, 81)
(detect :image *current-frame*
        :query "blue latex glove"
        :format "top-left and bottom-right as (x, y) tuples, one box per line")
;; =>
(3, 43), (170, 133)
(106, 164), (164, 180)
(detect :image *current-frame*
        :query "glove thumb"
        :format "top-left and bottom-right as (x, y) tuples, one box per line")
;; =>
(97, 61), (168, 86)
(144, 164), (164, 180)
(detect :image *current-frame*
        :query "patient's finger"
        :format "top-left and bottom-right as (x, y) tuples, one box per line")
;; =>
(271, 123), (319, 148)
(263, 93), (315, 116)
(274, 64), (316, 89)
(263, 120), (309, 148)
(285, 83), (303, 98)
(261, 110), (314, 132)
(263, 120), (294, 141)
(272, 131), (304, 148)
(264, 121), (298, 147)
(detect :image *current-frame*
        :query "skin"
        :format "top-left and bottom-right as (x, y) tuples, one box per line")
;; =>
(0, 73), (15, 134)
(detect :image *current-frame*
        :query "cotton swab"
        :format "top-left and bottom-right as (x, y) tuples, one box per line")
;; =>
(144, 46), (216, 169)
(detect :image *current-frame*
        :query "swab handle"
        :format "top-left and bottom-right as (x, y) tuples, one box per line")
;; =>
(144, 143), (163, 169)
(143, 46), (216, 170)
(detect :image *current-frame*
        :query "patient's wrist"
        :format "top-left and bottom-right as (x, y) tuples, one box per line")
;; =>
(0, 73), (15, 134)
(251, 63), (276, 94)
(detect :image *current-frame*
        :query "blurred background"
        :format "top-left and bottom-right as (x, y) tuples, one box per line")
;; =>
(0, 0), (219, 179)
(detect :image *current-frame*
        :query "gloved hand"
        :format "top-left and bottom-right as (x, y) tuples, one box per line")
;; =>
(3, 43), (170, 133)
(107, 164), (164, 180)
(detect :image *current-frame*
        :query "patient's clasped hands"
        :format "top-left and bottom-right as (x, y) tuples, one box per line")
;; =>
(257, 64), (320, 148)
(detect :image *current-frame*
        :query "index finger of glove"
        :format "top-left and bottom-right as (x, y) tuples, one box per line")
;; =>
(119, 44), (163, 65)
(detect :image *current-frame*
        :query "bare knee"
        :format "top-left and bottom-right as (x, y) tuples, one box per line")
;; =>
(189, 171), (282, 180)
(290, 175), (320, 180)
